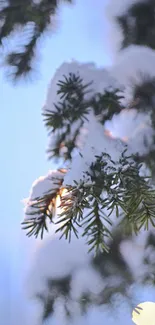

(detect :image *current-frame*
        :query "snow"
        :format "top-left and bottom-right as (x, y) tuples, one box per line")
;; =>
(104, 108), (153, 155)
(26, 170), (65, 201)
(43, 61), (116, 157)
(106, 0), (146, 18)
(110, 46), (155, 91)
(70, 266), (105, 299)
(43, 61), (114, 115)
(42, 47), (155, 185)
(25, 228), (155, 325)
(22, 298), (44, 325)
(24, 169), (65, 220)
(26, 235), (92, 298)
(23, 233), (95, 324)
(42, 284), (155, 325)
(63, 111), (125, 186)
(119, 239), (149, 281)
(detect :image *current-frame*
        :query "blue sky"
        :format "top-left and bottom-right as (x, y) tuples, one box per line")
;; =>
(0, 1), (111, 323)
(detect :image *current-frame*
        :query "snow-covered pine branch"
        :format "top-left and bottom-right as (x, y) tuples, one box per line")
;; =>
(22, 169), (66, 238)
(22, 52), (155, 250)
(23, 1), (155, 323)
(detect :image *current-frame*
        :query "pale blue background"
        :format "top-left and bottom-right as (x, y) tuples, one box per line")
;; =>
(0, 1), (111, 324)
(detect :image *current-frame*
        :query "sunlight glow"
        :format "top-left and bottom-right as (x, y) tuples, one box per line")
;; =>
(132, 301), (155, 325)
(56, 187), (71, 214)
(104, 109), (149, 143)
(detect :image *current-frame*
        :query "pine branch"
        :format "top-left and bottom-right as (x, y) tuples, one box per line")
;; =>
(22, 147), (155, 252)
(22, 190), (57, 239)
(0, 0), (72, 79)
(117, 0), (155, 50)
(55, 184), (90, 241)
(44, 73), (155, 173)
(82, 199), (112, 254)
(50, 151), (155, 252)
(55, 181), (113, 253)
(22, 169), (65, 238)
(43, 73), (93, 160)
(23, 72), (155, 251)
(91, 89), (124, 123)
(43, 74), (124, 160)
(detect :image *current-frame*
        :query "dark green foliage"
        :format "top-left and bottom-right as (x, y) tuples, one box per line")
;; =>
(92, 230), (133, 281)
(133, 76), (155, 111)
(117, 0), (155, 50)
(58, 151), (155, 253)
(22, 148), (155, 253)
(143, 232), (155, 283)
(133, 75), (155, 131)
(132, 75), (155, 178)
(48, 276), (71, 296)
(22, 190), (56, 239)
(0, 0), (72, 79)
(43, 298), (54, 320)
(43, 276), (71, 320)
(43, 73), (92, 160)
(147, 231), (155, 246)
(91, 89), (124, 123)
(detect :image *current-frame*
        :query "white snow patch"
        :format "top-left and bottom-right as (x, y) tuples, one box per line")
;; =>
(109, 46), (155, 93)
(63, 112), (125, 186)
(119, 238), (149, 280)
(106, 0), (146, 18)
(70, 266), (104, 300)
(43, 61), (116, 157)
(104, 108), (153, 155)
(24, 169), (65, 220)
(44, 61), (114, 114)
(26, 235), (92, 298)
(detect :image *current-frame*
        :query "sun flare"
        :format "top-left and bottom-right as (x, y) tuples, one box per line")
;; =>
(132, 301), (155, 325)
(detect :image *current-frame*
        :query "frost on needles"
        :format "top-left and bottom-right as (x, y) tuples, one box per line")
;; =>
(22, 63), (155, 254)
